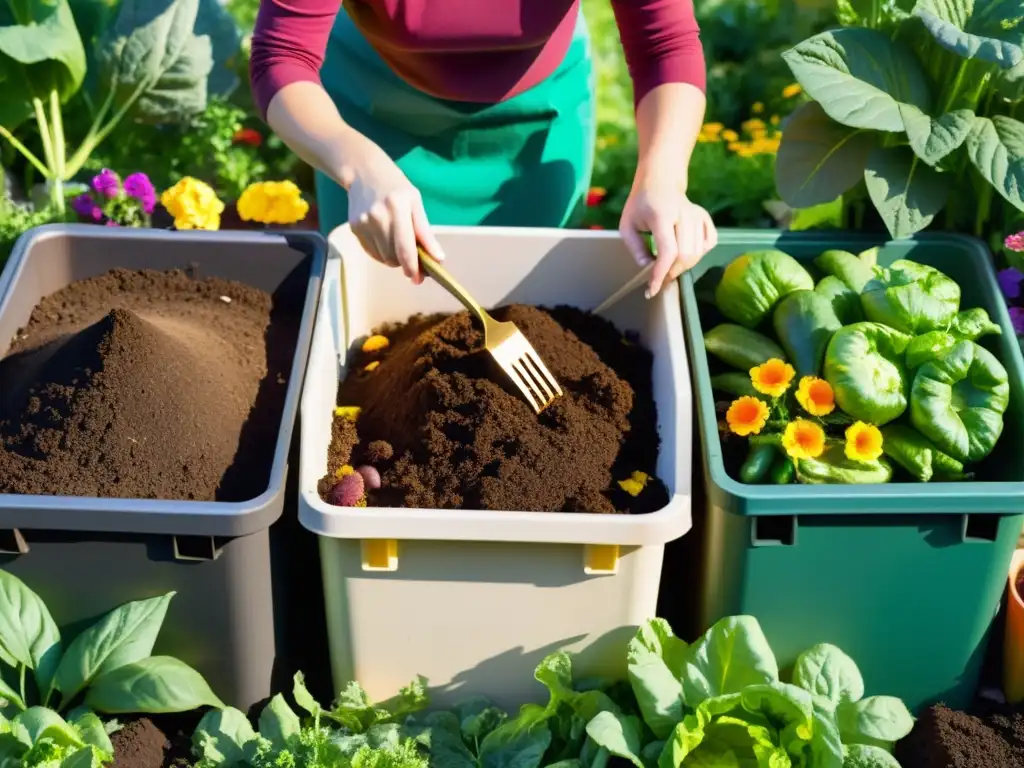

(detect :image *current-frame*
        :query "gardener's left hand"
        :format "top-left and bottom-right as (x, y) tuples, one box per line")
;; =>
(619, 168), (717, 298)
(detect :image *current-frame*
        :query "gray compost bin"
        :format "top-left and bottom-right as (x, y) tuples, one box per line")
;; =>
(0, 224), (326, 710)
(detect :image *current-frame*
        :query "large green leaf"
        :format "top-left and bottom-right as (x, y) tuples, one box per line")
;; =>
(625, 619), (687, 740)
(192, 707), (255, 766)
(864, 146), (949, 237)
(967, 115), (1024, 211)
(680, 616), (779, 706)
(0, 572), (62, 703)
(194, 0), (241, 96)
(997, 59), (1024, 100)
(792, 644), (864, 706)
(11, 707), (83, 749)
(775, 101), (877, 207)
(54, 593), (173, 705)
(898, 104), (975, 165)
(0, 0), (87, 129)
(782, 28), (931, 131)
(914, 0), (1024, 68)
(84, 656), (223, 714)
(97, 0), (212, 124)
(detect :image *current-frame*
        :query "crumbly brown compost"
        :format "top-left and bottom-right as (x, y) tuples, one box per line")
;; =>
(0, 268), (298, 501)
(896, 703), (1024, 768)
(318, 305), (668, 513)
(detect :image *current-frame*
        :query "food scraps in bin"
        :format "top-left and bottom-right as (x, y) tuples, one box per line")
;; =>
(317, 305), (668, 513)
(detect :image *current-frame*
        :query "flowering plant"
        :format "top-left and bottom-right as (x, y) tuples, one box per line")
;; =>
(160, 177), (225, 231)
(71, 170), (155, 228)
(720, 359), (890, 485)
(236, 180), (309, 225)
(1000, 232), (1024, 337)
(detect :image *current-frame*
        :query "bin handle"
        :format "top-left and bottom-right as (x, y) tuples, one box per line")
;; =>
(584, 544), (619, 575)
(361, 539), (398, 571)
(0, 529), (29, 555)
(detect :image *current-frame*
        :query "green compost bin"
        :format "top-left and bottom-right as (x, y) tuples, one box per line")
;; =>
(680, 230), (1024, 712)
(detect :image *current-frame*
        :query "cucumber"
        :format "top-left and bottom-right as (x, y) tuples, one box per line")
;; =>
(770, 456), (795, 485)
(739, 443), (777, 484)
(705, 324), (786, 370)
(710, 373), (768, 402)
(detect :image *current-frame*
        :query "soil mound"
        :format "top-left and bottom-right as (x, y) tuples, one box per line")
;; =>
(896, 703), (1024, 767)
(0, 268), (295, 501)
(319, 305), (668, 513)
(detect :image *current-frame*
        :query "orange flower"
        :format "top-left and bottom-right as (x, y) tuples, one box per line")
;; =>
(586, 187), (607, 206)
(782, 419), (826, 460)
(782, 83), (803, 99)
(845, 422), (883, 462)
(726, 396), (770, 437)
(750, 359), (795, 398)
(795, 376), (835, 416)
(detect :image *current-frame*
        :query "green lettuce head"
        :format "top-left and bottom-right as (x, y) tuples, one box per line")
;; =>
(910, 340), (1009, 463)
(860, 260), (960, 334)
(715, 250), (814, 328)
(824, 323), (912, 426)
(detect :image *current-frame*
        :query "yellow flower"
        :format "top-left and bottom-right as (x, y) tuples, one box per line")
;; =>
(782, 83), (803, 99)
(750, 359), (795, 398)
(845, 422), (884, 462)
(721, 129), (740, 142)
(335, 464), (355, 478)
(795, 376), (835, 416)
(782, 419), (826, 460)
(752, 102), (765, 114)
(160, 177), (224, 231)
(334, 406), (361, 421)
(361, 334), (390, 353)
(726, 396), (770, 437)
(703, 122), (724, 135)
(618, 471), (650, 497)
(742, 118), (766, 134)
(770, 114), (782, 126)
(237, 180), (309, 225)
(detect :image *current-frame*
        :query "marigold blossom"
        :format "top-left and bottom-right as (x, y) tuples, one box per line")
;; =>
(237, 180), (309, 225)
(726, 396), (770, 437)
(782, 419), (825, 460)
(750, 359), (795, 398)
(795, 376), (835, 416)
(845, 422), (883, 462)
(160, 177), (224, 231)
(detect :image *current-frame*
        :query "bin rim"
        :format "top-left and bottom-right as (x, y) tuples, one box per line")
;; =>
(298, 225), (693, 547)
(0, 224), (327, 537)
(682, 228), (1024, 516)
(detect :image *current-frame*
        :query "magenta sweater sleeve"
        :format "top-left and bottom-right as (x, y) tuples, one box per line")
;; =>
(611, 0), (706, 107)
(250, 0), (339, 119)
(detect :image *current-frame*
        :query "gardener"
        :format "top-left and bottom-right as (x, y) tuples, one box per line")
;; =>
(250, 0), (715, 298)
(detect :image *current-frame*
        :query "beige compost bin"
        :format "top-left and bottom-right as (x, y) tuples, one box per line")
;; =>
(299, 226), (691, 710)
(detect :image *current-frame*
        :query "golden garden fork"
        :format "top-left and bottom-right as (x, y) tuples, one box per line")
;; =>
(418, 246), (563, 413)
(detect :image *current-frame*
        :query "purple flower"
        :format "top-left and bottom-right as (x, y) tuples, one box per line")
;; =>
(71, 194), (97, 217)
(123, 172), (156, 214)
(998, 268), (1024, 300)
(1010, 307), (1024, 335)
(91, 168), (120, 199)
(1007, 232), (1024, 252)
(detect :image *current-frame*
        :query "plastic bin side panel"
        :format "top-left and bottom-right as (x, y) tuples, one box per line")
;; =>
(0, 529), (276, 710)
(698, 507), (1022, 712)
(319, 537), (664, 711)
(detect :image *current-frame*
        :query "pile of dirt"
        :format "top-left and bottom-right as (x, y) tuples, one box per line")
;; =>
(111, 716), (195, 768)
(318, 304), (668, 513)
(0, 268), (298, 501)
(896, 703), (1024, 767)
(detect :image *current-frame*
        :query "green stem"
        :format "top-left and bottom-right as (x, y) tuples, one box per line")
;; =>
(32, 98), (63, 213)
(49, 91), (66, 214)
(968, 72), (993, 113)
(18, 665), (25, 705)
(65, 81), (147, 178)
(942, 59), (970, 113)
(975, 182), (993, 237)
(0, 124), (51, 178)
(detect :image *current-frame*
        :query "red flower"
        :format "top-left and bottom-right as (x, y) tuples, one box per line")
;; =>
(586, 187), (607, 207)
(588, 224), (603, 230)
(233, 128), (263, 147)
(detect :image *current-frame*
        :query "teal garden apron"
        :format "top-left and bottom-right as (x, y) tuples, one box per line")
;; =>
(315, 8), (596, 234)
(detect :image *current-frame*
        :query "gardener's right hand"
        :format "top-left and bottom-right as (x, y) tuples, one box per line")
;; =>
(346, 140), (445, 285)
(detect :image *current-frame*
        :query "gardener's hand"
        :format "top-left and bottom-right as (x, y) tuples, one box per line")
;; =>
(347, 139), (444, 284)
(619, 168), (717, 298)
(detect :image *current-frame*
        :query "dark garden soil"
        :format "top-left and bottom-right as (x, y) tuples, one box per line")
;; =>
(0, 268), (299, 501)
(318, 304), (669, 513)
(110, 715), (196, 768)
(896, 702), (1024, 767)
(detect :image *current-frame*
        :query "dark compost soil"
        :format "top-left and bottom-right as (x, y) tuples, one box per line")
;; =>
(896, 702), (1024, 767)
(318, 304), (669, 513)
(111, 715), (195, 768)
(0, 268), (300, 501)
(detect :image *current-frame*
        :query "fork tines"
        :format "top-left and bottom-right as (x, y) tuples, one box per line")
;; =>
(498, 337), (563, 413)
